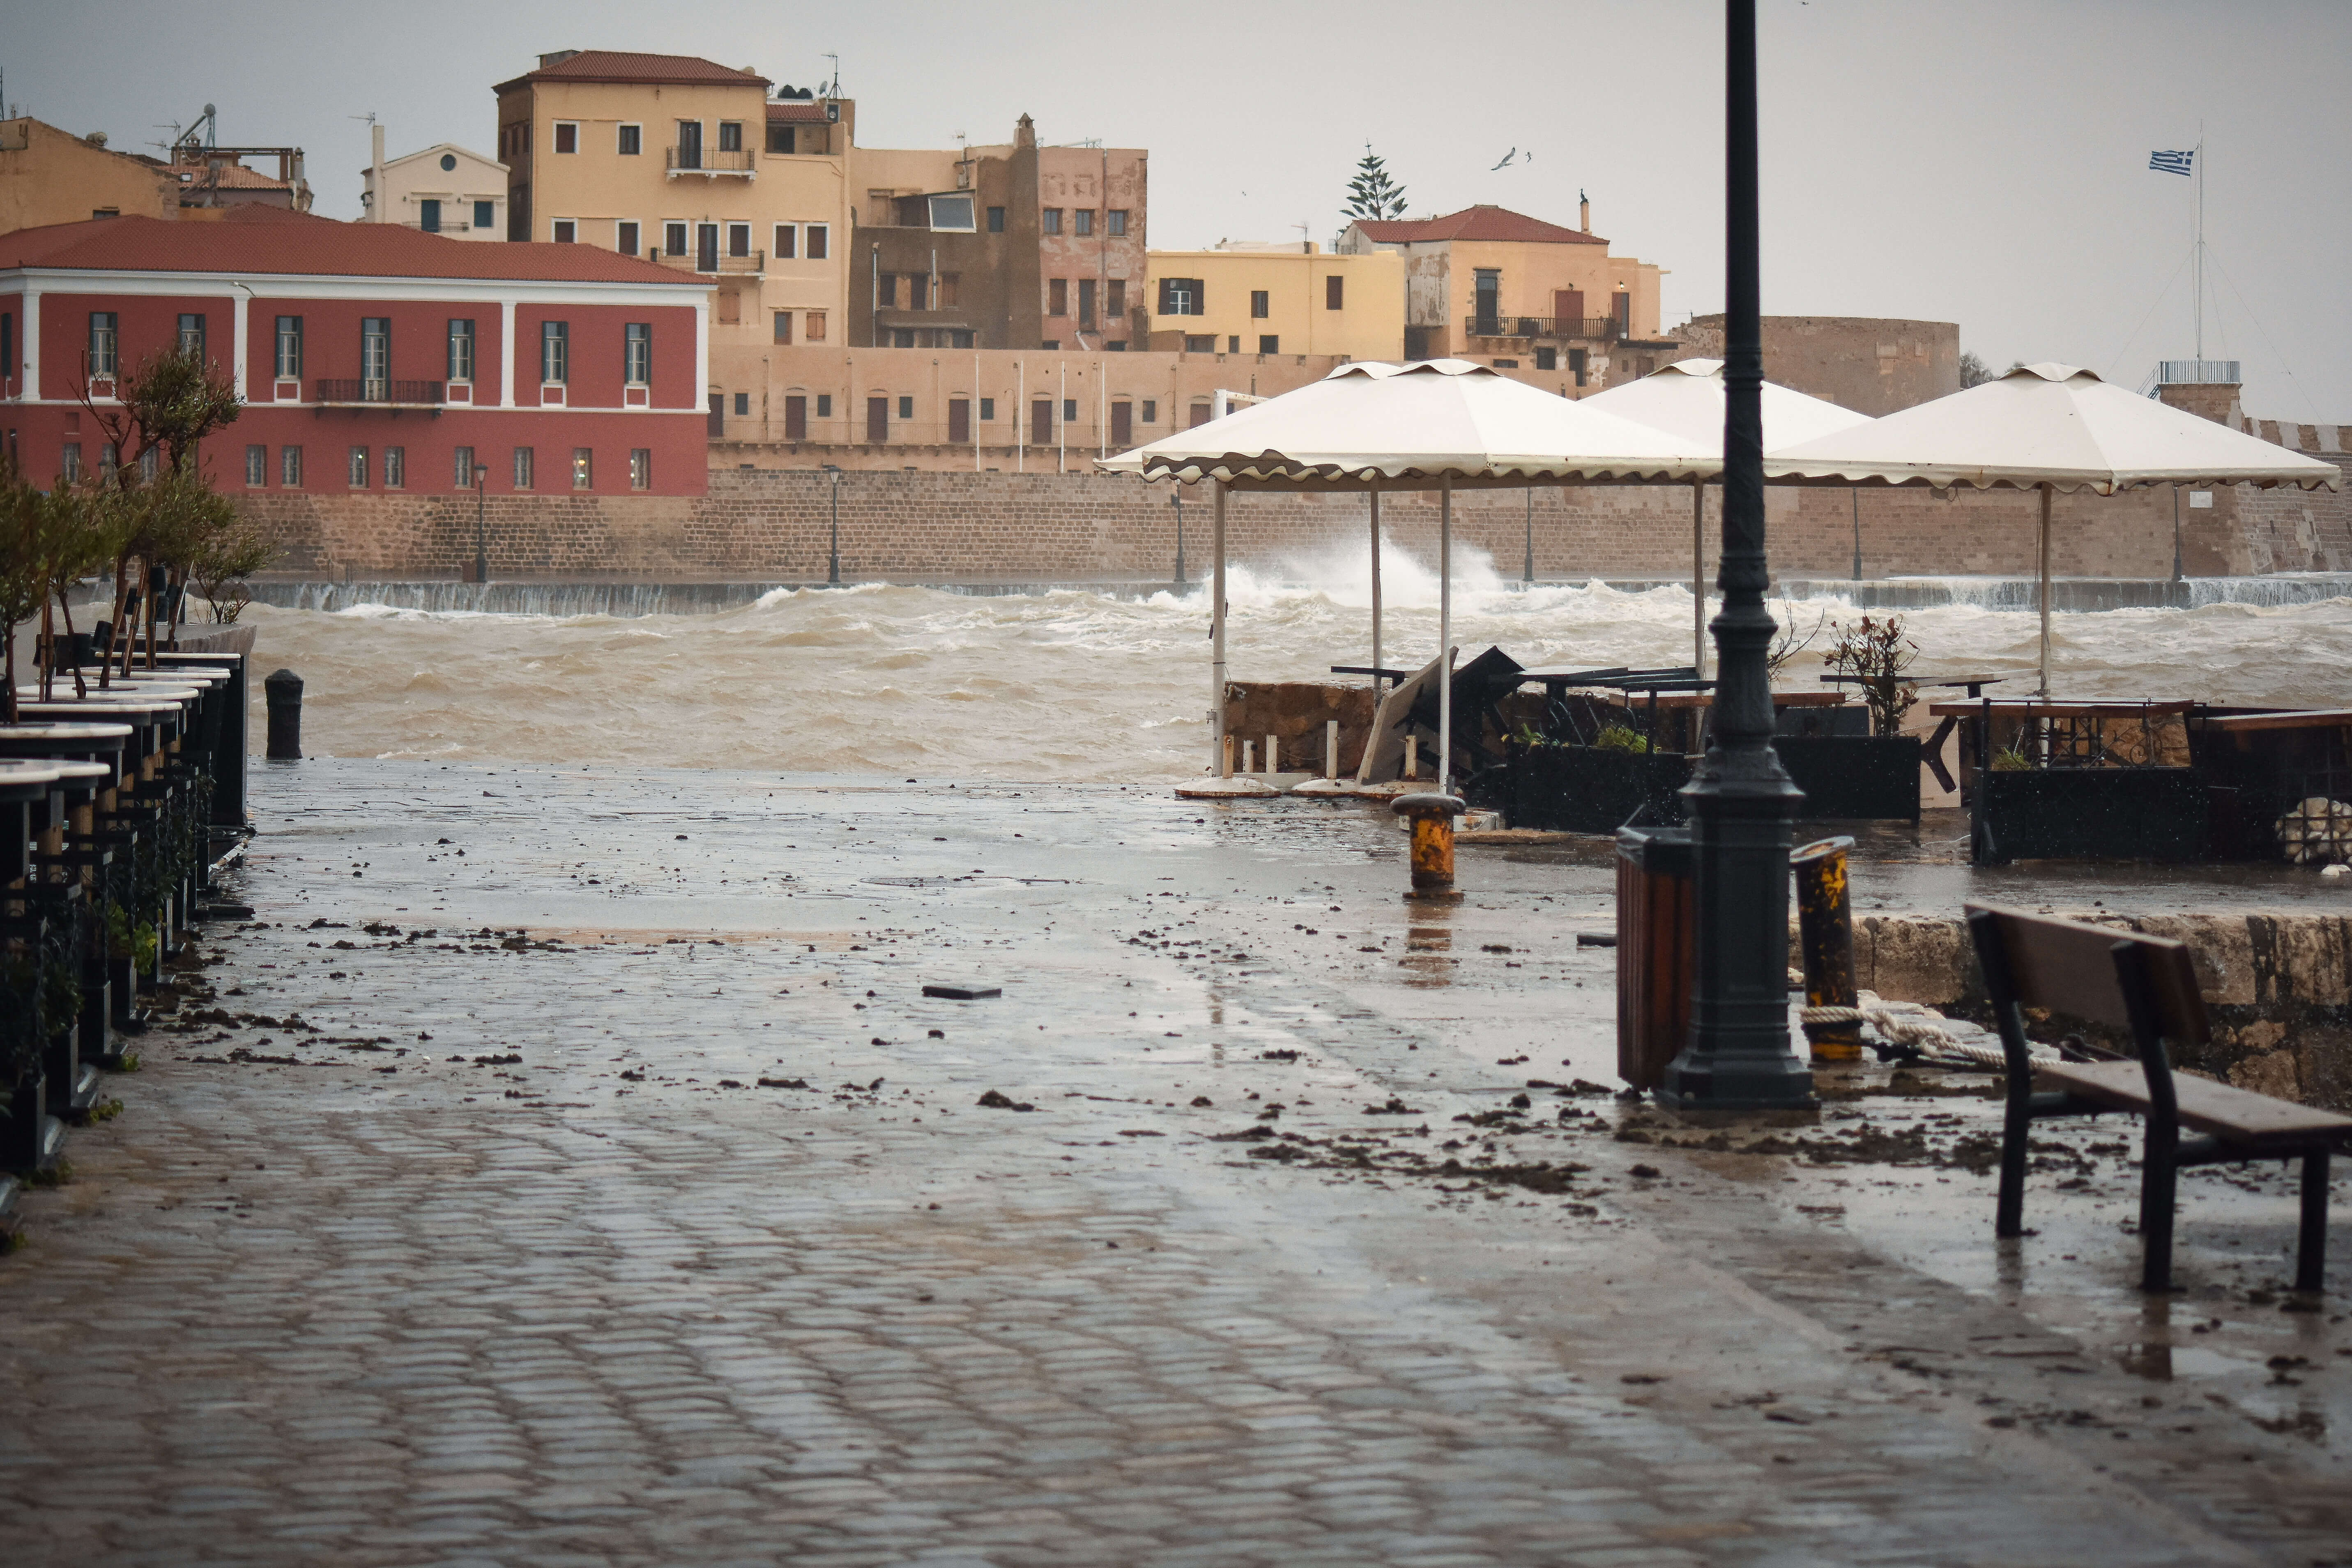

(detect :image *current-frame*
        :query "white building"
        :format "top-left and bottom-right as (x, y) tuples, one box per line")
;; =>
(361, 143), (509, 240)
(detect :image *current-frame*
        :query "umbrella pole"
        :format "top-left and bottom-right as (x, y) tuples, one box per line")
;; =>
(1369, 487), (1382, 686)
(1439, 475), (1453, 795)
(2037, 483), (2053, 698)
(1692, 477), (1706, 679)
(1213, 481), (1228, 774)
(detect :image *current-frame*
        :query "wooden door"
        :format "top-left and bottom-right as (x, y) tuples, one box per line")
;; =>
(948, 398), (971, 444)
(706, 394), (723, 437)
(785, 396), (807, 440)
(1110, 401), (1132, 447)
(1031, 398), (1053, 446)
(1553, 289), (1584, 330)
(867, 396), (889, 443)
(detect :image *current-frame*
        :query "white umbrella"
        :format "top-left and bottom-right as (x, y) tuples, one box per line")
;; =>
(1767, 362), (2340, 693)
(1578, 357), (1873, 676)
(1099, 359), (1713, 793)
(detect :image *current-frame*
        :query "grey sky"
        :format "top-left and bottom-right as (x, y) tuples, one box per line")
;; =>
(10, 0), (2347, 413)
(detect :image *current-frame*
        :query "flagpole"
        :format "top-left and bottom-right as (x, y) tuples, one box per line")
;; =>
(2194, 122), (2205, 362)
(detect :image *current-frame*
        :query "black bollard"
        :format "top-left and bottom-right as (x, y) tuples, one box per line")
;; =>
(265, 668), (304, 760)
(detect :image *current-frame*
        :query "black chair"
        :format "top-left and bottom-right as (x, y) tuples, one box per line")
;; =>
(1966, 903), (2352, 1293)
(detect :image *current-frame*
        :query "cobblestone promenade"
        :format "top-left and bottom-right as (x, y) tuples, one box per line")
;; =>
(2, 763), (2346, 1566)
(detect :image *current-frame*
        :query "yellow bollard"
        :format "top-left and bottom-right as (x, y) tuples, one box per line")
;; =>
(1792, 835), (1861, 1061)
(1392, 792), (1466, 901)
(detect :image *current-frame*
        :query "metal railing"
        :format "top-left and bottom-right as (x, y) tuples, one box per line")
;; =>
(2156, 359), (2241, 385)
(407, 220), (473, 234)
(312, 379), (446, 405)
(654, 248), (765, 275)
(1463, 315), (1622, 342)
(667, 147), (756, 175)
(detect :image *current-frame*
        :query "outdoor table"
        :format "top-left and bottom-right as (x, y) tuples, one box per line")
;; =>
(0, 761), (66, 890)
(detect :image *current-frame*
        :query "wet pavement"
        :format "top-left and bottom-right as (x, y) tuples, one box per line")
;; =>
(2, 760), (2347, 1567)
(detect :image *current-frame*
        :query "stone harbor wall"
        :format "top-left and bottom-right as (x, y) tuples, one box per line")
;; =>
(1852, 912), (2352, 1110)
(233, 458), (2343, 585)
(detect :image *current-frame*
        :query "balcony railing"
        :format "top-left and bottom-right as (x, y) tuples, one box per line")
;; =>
(313, 379), (446, 406)
(406, 219), (473, 234)
(654, 248), (766, 276)
(667, 146), (756, 176)
(1462, 315), (1622, 343)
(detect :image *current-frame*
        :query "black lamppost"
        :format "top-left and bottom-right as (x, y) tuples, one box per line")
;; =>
(1659, 0), (1812, 1111)
(824, 464), (841, 585)
(473, 463), (489, 586)
(1171, 489), (1186, 589)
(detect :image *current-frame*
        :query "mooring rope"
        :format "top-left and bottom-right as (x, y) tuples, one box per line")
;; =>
(1798, 1003), (2057, 1072)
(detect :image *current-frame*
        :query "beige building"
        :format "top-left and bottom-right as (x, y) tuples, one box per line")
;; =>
(492, 48), (854, 403)
(1144, 243), (1404, 361)
(363, 142), (509, 239)
(0, 118), (177, 233)
(1338, 203), (1665, 386)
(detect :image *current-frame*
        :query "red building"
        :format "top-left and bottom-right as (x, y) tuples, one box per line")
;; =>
(0, 206), (710, 496)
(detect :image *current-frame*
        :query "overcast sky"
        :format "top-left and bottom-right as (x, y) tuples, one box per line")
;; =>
(11, 0), (2347, 413)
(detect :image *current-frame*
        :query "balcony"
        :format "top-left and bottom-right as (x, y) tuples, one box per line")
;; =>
(313, 379), (446, 408)
(654, 248), (765, 276)
(405, 219), (473, 234)
(667, 146), (756, 178)
(1462, 315), (1622, 343)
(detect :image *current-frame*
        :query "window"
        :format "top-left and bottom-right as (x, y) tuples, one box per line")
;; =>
(177, 312), (206, 357)
(552, 219), (576, 244)
(281, 446), (302, 487)
(1228, 336), (1241, 353)
(441, 153), (457, 173)
(987, 205), (1005, 233)
(1157, 279), (1203, 316)
(676, 120), (703, 170)
(805, 223), (828, 260)
(62, 442), (81, 481)
(1073, 208), (1093, 237)
(1250, 290), (1269, 319)
(384, 446), (405, 488)
(878, 272), (897, 309)
(91, 207), (118, 220)
(447, 320), (475, 382)
(928, 194), (974, 231)
(734, 392), (750, 417)
(1491, 358), (1518, 368)
(1078, 279), (1096, 327)
(1326, 275), (1344, 310)
(940, 273), (960, 307)
(727, 222), (751, 258)
(625, 323), (651, 384)
(1106, 280), (1125, 317)
(420, 198), (442, 233)
(245, 444), (265, 486)
(1141, 399), (1157, 423)
(361, 318), (389, 397)
(453, 447), (475, 489)
(1062, 397), (1077, 421)
(137, 447), (156, 483)
(274, 315), (302, 379)
(949, 329), (974, 349)
(664, 221), (688, 258)
(1259, 335), (1280, 355)
(1048, 279), (1068, 317)
(1182, 334), (1214, 353)
(806, 311), (826, 342)
(473, 200), (495, 230)
(88, 312), (118, 376)
(554, 122), (578, 154)
(1107, 209), (1128, 236)
(617, 221), (640, 256)
(572, 447), (593, 489)
(773, 223), (796, 258)
(350, 446), (368, 487)
(892, 329), (916, 348)
(629, 448), (651, 490)
(1041, 207), (1062, 235)
(897, 395), (914, 420)
(1535, 346), (1557, 371)
(1568, 348), (1588, 388)
(772, 311), (792, 345)
(978, 397), (995, 421)
(718, 121), (743, 152)
(618, 124), (641, 156)
(541, 321), (568, 383)
(815, 393), (832, 417)
(513, 447), (534, 488)
(1189, 402), (1212, 428)
(767, 123), (794, 154)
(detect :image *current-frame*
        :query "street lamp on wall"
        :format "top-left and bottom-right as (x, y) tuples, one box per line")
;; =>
(473, 464), (489, 586)
(1171, 488), (1186, 589)
(824, 464), (842, 585)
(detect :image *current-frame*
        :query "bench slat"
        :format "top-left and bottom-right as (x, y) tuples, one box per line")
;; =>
(2036, 1060), (2352, 1144)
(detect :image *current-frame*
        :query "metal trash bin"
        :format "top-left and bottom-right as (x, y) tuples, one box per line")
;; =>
(1615, 826), (1695, 1091)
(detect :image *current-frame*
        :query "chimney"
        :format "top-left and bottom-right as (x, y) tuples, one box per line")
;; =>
(1579, 194), (1589, 232)
(538, 50), (580, 69)
(371, 122), (386, 222)
(1015, 113), (1036, 150)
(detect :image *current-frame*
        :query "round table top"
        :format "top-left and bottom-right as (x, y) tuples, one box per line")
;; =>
(0, 758), (67, 800)
(0, 723), (136, 747)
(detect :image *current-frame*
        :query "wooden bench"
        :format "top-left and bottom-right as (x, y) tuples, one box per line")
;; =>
(1965, 903), (2352, 1293)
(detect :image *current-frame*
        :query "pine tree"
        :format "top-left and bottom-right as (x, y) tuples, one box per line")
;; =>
(1342, 145), (1408, 223)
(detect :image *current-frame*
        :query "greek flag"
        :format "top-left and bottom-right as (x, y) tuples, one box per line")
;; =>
(2149, 149), (2194, 176)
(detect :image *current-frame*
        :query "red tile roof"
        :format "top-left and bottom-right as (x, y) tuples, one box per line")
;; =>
(1353, 205), (1605, 246)
(766, 101), (833, 123)
(0, 208), (703, 288)
(495, 50), (769, 94)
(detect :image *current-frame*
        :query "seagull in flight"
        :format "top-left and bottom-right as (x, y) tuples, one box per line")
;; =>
(1491, 147), (1517, 170)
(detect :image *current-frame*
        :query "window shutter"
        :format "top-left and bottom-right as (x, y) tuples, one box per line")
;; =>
(1192, 280), (1205, 315)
